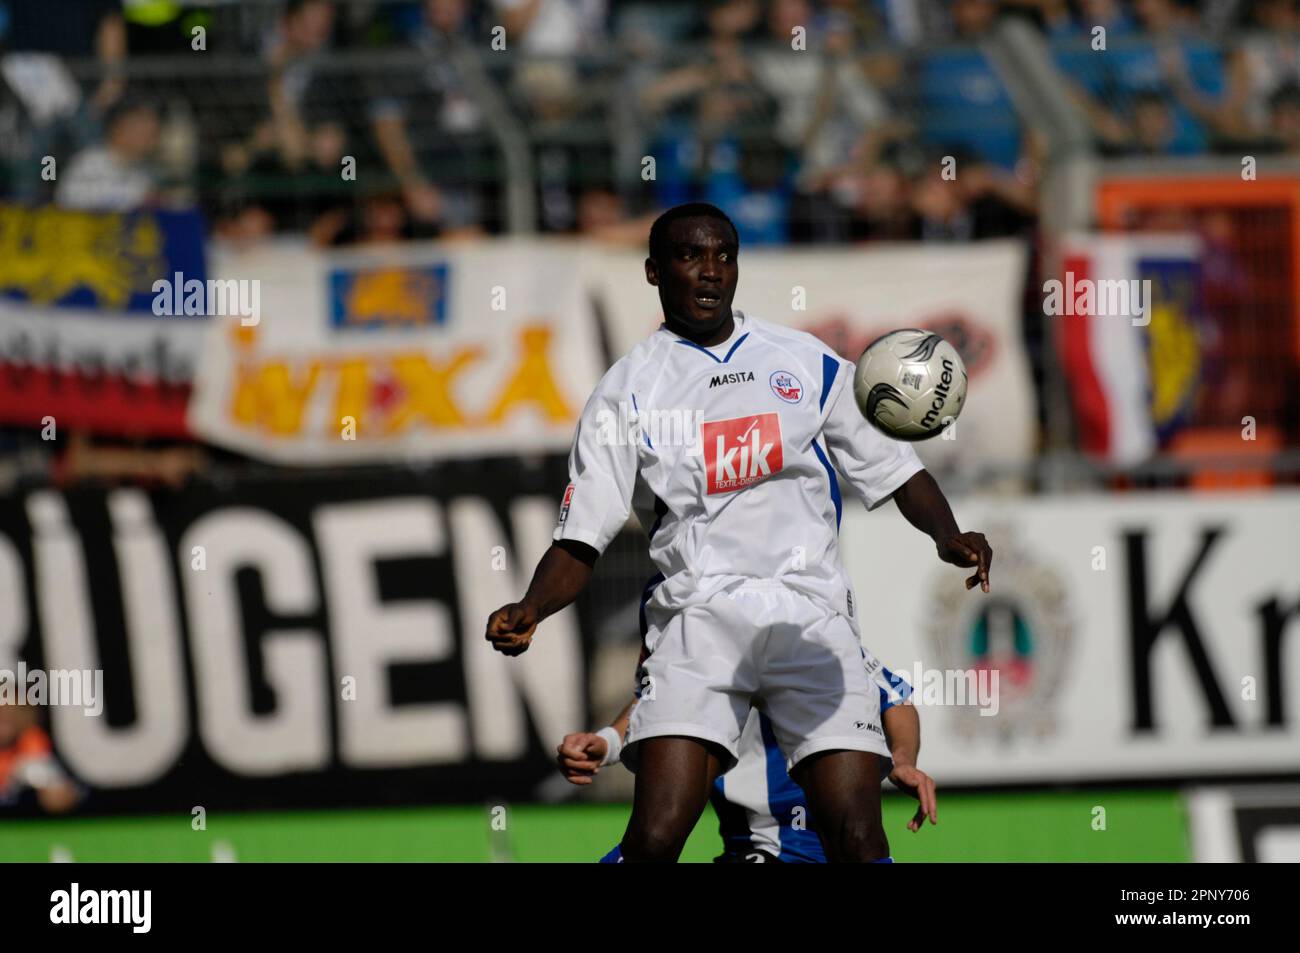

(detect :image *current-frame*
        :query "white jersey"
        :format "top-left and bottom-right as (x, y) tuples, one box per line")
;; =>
(554, 311), (923, 621)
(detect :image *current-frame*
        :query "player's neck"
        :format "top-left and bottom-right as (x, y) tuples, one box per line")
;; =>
(668, 310), (736, 349)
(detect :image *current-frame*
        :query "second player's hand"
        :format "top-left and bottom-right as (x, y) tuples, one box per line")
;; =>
(937, 531), (992, 593)
(485, 602), (539, 656)
(889, 764), (938, 832)
(556, 732), (609, 785)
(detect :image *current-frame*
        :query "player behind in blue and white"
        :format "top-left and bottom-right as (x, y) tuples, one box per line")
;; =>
(559, 652), (936, 863)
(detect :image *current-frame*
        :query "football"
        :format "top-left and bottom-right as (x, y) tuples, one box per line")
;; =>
(852, 329), (968, 441)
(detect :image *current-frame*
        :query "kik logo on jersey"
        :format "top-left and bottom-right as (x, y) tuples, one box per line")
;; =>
(702, 413), (784, 494)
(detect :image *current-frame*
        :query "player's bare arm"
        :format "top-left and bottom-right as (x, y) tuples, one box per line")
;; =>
(485, 539), (598, 657)
(556, 699), (636, 785)
(892, 469), (993, 592)
(882, 702), (937, 832)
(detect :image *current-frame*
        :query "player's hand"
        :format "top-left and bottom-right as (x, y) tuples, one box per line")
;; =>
(555, 731), (608, 785)
(937, 531), (992, 593)
(485, 601), (539, 656)
(888, 764), (937, 832)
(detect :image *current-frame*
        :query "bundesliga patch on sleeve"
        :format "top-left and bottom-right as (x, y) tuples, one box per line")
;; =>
(558, 483), (575, 525)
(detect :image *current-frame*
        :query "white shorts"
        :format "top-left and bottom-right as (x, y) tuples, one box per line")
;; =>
(623, 581), (890, 773)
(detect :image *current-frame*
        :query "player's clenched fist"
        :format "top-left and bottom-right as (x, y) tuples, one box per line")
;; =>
(556, 732), (608, 785)
(936, 531), (993, 593)
(485, 602), (539, 656)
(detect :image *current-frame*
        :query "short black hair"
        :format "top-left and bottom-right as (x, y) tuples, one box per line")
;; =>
(648, 203), (738, 261)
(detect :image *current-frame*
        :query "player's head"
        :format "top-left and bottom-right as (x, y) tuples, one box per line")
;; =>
(645, 203), (739, 336)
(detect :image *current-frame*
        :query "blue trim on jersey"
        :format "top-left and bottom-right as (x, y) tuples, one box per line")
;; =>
(631, 392), (652, 449)
(811, 439), (842, 529)
(880, 665), (913, 711)
(673, 331), (749, 364)
(599, 844), (623, 863)
(819, 353), (839, 413)
(758, 713), (827, 864)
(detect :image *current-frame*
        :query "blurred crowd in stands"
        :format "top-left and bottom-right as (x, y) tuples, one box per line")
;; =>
(0, 0), (1298, 244)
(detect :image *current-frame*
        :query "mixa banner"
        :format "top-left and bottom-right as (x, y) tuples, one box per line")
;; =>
(593, 239), (1035, 474)
(0, 204), (207, 437)
(0, 463), (592, 812)
(844, 490), (1300, 783)
(187, 242), (606, 463)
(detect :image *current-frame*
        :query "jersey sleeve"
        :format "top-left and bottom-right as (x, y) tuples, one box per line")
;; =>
(552, 375), (639, 554)
(877, 666), (913, 713)
(820, 359), (925, 510)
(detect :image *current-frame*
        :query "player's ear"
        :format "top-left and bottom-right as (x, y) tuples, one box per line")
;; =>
(644, 257), (659, 286)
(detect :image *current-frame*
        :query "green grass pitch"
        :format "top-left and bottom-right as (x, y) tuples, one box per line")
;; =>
(0, 790), (1190, 862)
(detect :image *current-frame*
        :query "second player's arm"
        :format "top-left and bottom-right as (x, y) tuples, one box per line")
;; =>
(881, 703), (938, 831)
(556, 698), (637, 784)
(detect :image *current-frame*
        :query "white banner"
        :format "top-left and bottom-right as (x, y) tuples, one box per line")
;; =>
(187, 240), (606, 463)
(841, 491), (1300, 783)
(594, 240), (1035, 476)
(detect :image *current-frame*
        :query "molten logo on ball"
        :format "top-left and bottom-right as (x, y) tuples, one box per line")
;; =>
(852, 329), (968, 441)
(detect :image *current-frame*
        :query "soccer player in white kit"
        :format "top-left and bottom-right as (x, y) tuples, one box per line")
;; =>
(486, 204), (991, 862)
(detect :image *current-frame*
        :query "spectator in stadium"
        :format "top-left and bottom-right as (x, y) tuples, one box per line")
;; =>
(369, 0), (490, 233)
(263, 0), (339, 176)
(314, 189), (473, 245)
(1266, 81), (1300, 152)
(0, 0), (128, 202)
(215, 0), (344, 235)
(1062, 0), (1225, 155)
(225, 119), (352, 237)
(947, 0), (1000, 39)
(909, 151), (1037, 242)
(751, 0), (895, 242)
(491, 0), (608, 55)
(212, 202), (277, 248)
(911, 0), (1025, 168)
(55, 96), (161, 211)
(0, 0), (127, 111)
(0, 701), (79, 815)
(998, 0), (1078, 37)
(572, 185), (659, 243)
(1213, 0), (1300, 139)
(846, 159), (919, 242)
(637, 0), (774, 209)
(494, 0), (608, 134)
(1076, 0), (1139, 36)
(1130, 88), (1182, 153)
(821, 0), (900, 46)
